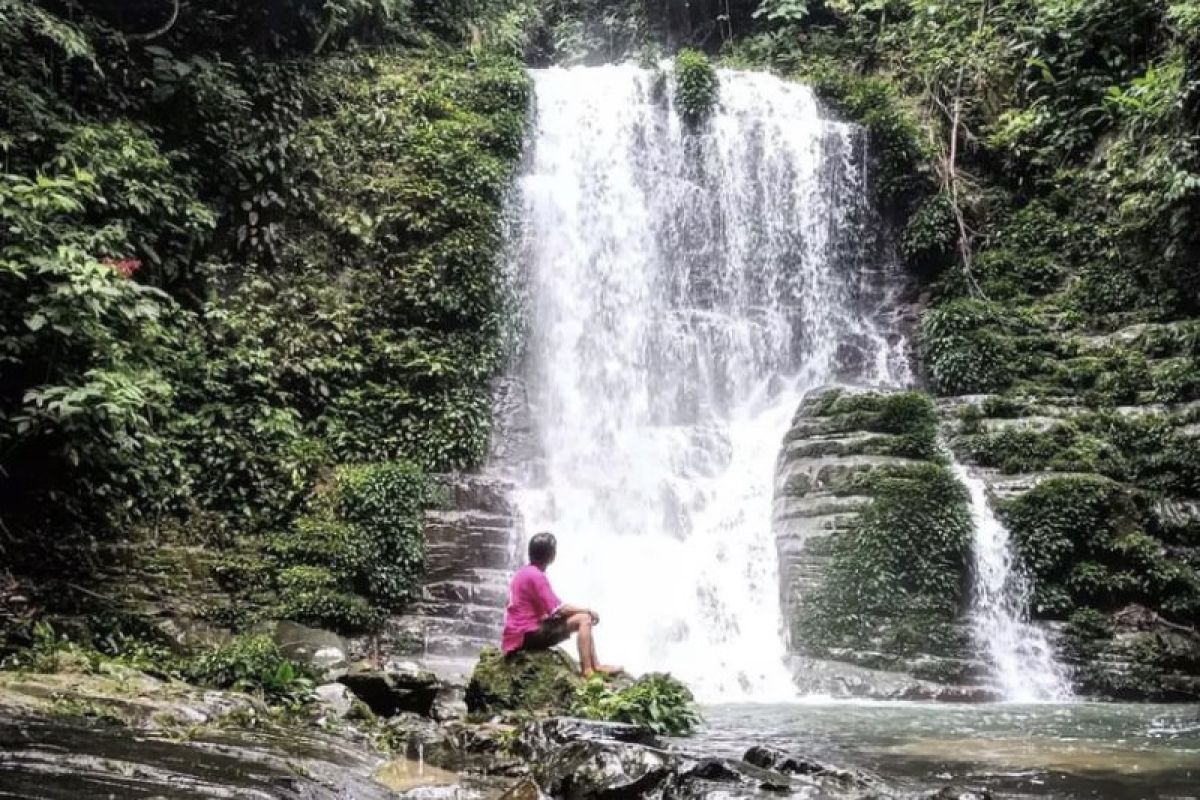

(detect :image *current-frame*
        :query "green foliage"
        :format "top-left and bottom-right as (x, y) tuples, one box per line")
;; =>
(921, 300), (1019, 394)
(572, 673), (701, 736)
(265, 462), (436, 633)
(1002, 476), (1200, 620)
(183, 635), (315, 706)
(674, 49), (719, 124)
(754, 0), (812, 24)
(1, 0), (530, 627)
(799, 463), (973, 657)
(809, 389), (941, 460)
(901, 193), (957, 277)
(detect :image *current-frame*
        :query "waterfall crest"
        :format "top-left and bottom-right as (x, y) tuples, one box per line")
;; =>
(506, 64), (907, 700)
(954, 463), (1073, 702)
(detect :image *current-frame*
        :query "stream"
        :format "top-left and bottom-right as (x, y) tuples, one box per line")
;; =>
(692, 702), (1200, 799)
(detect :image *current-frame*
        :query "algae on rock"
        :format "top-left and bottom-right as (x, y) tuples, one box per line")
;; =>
(465, 647), (583, 716)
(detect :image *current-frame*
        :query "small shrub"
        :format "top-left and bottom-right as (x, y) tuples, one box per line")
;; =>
(674, 49), (718, 124)
(573, 673), (701, 736)
(183, 635), (314, 706)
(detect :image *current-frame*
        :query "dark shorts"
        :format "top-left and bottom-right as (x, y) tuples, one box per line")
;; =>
(520, 615), (571, 651)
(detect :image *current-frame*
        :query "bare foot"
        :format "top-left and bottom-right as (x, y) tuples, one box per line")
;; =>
(596, 664), (624, 675)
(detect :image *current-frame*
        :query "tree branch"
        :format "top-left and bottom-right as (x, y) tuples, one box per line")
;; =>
(128, 0), (180, 42)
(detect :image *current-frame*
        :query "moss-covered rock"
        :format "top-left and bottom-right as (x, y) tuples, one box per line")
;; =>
(775, 387), (975, 683)
(1064, 605), (1200, 701)
(465, 647), (583, 716)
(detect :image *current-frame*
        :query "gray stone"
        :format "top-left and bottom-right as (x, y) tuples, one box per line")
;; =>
(314, 682), (354, 718)
(339, 669), (441, 717)
(272, 621), (349, 675)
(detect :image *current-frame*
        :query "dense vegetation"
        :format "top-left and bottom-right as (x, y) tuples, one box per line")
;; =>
(789, 390), (975, 678)
(0, 1), (534, 646)
(4, 0), (1198, 697)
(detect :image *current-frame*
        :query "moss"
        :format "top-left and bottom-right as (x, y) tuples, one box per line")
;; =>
(1001, 476), (1200, 620)
(465, 647), (583, 716)
(798, 463), (973, 659)
(674, 49), (718, 124)
(263, 461), (435, 635)
(808, 389), (941, 461)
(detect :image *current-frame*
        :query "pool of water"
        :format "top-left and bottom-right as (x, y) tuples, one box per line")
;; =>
(691, 702), (1200, 799)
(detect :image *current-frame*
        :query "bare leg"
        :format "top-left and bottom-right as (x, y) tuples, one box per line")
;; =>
(566, 613), (596, 676)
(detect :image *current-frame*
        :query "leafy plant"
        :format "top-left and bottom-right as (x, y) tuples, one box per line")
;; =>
(674, 49), (719, 124)
(183, 635), (315, 707)
(572, 673), (701, 736)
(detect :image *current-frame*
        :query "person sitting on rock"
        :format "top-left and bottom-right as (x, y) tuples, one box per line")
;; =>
(501, 531), (620, 677)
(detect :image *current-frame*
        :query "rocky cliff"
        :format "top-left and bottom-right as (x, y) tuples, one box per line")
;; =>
(773, 385), (985, 698)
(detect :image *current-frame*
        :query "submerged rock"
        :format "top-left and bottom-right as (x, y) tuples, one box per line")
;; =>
(465, 646), (582, 715)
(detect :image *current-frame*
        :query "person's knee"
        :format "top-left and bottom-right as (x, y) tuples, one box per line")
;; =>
(568, 612), (591, 631)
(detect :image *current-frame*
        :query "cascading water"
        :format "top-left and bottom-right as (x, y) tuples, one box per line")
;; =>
(953, 463), (1073, 702)
(507, 64), (909, 700)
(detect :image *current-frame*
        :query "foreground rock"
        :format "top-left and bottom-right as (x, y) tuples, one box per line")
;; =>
(466, 646), (583, 715)
(514, 717), (884, 799)
(339, 664), (441, 717)
(0, 673), (397, 800)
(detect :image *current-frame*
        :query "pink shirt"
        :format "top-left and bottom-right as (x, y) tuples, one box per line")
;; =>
(501, 564), (562, 653)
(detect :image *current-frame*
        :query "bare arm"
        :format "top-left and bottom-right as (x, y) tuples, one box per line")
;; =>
(554, 603), (599, 623)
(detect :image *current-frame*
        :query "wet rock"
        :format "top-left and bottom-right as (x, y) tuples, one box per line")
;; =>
(373, 473), (521, 661)
(533, 738), (679, 798)
(514, 717), (676, 797)
(315, 682), (354, 718)
(0, 712), (400, 800)
(743, 744), (875, 788)
(927, 789), (994, 800)
(434, 719), (528, 776)
(465, 647), (582, 715)
(498, 778), (553, 800)
(339, 668), (441, 717)
(272, 621), (350, 676)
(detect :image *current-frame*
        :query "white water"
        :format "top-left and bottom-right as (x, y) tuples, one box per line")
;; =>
(508, 64), (908, 700)
(953, 463), (1073, 702)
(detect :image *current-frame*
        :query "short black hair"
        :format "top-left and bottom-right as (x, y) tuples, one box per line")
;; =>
(528, 532), (557, 566)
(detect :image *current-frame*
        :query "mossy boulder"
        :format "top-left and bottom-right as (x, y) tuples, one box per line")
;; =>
(465, 647), (583, 716)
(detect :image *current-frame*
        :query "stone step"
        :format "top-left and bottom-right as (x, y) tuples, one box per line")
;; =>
(423, 578), (510, 608)
(410, 600), (504, 627)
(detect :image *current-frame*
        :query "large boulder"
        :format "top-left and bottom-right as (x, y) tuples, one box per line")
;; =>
(338, 666), (441, 717)
(465, 647), (582, 715)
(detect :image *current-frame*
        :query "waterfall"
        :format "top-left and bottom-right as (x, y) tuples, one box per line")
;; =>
(953, 463), (1073, 702)
(507, 64), (908, 700)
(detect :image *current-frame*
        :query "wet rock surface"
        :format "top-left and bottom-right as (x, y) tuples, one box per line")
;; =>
(773, 385), (983, 696)
(0, 713), (398, 800)
(512, 717), (884, 800)
(368, 473), (521, 663)
(339, 666), (442, 717)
